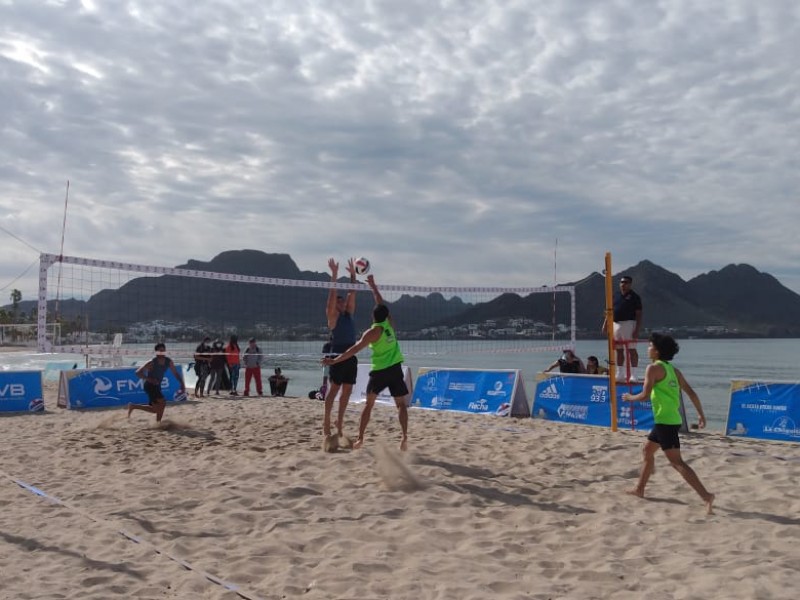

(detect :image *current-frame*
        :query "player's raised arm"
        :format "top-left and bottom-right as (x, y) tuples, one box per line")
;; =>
(344, 257), (357, 315)
(366, 274), (384, 306)
(326, 258), (340, 329)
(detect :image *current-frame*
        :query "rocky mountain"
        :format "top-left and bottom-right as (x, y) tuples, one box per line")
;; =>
(10, 252), (800, 338)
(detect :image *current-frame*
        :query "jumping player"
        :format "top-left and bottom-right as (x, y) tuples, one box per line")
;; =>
(322, 257), (359, 439)
(622, 333), (715, 514)
(323, 274), (409, 451)
(129, 342), (186, 423)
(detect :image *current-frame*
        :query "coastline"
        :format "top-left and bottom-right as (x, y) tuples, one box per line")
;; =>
(1, 386), (799, 599)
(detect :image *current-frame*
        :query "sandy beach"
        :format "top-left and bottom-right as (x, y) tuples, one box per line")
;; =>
(1, 384), (799, 600)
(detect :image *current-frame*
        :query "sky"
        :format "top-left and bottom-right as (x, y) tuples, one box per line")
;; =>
(1, 0), (799, 305)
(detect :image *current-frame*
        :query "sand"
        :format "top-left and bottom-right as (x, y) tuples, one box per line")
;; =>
(1, 383), (799, 599)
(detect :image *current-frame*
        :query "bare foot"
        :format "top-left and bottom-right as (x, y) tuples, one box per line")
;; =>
(400, 437), (408, 451)
(352, 438), (364, 450)
(626, 488), (644, 498)
(127, 403), (133, 418)
(704, 493), (715, 515)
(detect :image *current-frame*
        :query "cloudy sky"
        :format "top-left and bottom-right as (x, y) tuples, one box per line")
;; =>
(1, 0), (799, 303)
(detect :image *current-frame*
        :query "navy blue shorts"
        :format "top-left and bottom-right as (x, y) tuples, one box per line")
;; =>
(367, 363), (408, 398)
(329, 355), (358, 385)
(144, 381), (164, 405)
(647, 424), (681, 450)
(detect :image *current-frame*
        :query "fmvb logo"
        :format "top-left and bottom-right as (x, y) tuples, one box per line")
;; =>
(93, 376), (113, 395)
(0, 383), (26, 397)
(93, 374), (147, 397)
(540, 382), (560, 400)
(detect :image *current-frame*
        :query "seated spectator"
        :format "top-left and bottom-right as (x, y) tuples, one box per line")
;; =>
(545, 349), (586, 374)
(586, 355), (609, 375)
(269, 367), (289, 396)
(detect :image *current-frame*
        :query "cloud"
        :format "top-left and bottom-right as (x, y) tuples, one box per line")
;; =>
(1, 0), (799, 302)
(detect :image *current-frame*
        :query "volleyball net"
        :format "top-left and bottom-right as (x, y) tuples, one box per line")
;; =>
(36, 253), (576, 361)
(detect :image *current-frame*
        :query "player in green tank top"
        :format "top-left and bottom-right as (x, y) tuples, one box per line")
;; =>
(622, 333), (715, 514)
(322, 274), (409, 451)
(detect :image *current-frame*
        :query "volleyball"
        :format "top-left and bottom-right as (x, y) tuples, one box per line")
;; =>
(354, 257), (370, 275)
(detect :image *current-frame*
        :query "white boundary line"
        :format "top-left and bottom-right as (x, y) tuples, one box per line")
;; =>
(1, 471), (268, 600)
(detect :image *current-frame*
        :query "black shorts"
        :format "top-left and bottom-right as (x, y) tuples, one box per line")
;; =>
(144, 381), (164, 405)
(647, 424), (681, 450)
(367, 363), (408, 398)
(329, 355), (357, 385)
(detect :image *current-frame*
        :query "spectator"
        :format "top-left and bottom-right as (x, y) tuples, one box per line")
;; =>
(193, 336), (212, 398)
(269, 367), (289, 396)
(207, 339), (227, 396)
(225, 334), (241, 396)
(243, 337), (263, 397)
(545, 349), (586, 374)
(586, 356), (609, 375)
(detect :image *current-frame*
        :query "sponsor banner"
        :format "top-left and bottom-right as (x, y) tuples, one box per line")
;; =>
(350, 363), (414, 406)
(532, 373), (656, 430)
(411, 368), (529, 417)
(0, 370), (45, 413)
(726, 380), (800, 442)
(57, 366), (185, 410)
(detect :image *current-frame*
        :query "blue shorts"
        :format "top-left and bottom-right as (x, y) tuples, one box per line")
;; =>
(329, 355), (358, 385)
(144, 381), (164, 405)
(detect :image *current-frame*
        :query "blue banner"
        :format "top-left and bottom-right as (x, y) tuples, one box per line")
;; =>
(411, 368), (528, 417)
(726, 380), (800, 442)
(0, 370), (45, 412)
(61, 366), (185, 409)
(532, 374), (655, 429)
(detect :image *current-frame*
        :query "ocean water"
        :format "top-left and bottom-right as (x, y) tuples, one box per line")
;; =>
(3, 338), (799, 433)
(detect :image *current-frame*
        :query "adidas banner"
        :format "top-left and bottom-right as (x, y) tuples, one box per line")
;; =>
(532, 373), (656, 429)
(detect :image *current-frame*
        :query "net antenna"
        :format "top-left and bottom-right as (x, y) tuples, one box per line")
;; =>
(55, 180), (69, 323)
(552, 238), (557, 343)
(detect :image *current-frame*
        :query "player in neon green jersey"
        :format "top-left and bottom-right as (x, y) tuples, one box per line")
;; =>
(323, 274), (409, 451)
(622, 333), (715, 515)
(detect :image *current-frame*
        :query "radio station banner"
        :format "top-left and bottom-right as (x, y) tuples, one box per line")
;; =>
(411, 368), (530, 417)
(350, 363), (414, 406)
(532, 373), (658, 430)
(57, 366), (185, 410)
(726, 380), (800, 442)
(0, 370), (45, 412)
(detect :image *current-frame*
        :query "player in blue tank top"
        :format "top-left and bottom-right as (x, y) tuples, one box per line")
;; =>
(129, 342), (186, 423)
(322, 257), (359, 442)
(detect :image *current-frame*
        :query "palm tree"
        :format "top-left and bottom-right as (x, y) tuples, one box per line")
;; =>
(10, 289), (21, 322)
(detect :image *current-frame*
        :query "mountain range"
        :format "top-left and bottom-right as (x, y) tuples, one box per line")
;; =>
(11, 250), (800, 338)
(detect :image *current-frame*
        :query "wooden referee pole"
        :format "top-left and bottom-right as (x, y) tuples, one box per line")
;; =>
(605, 252), (619, 432)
